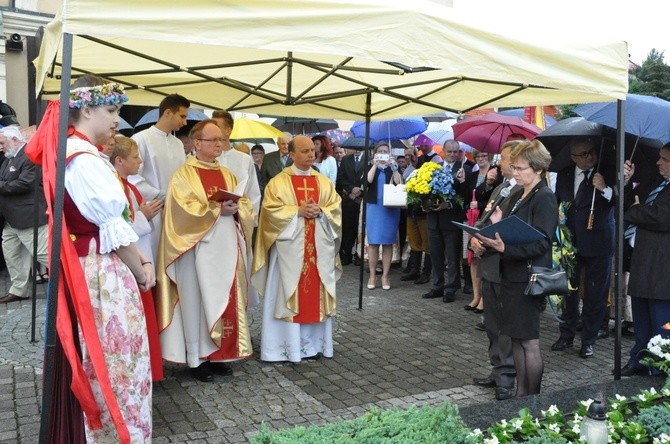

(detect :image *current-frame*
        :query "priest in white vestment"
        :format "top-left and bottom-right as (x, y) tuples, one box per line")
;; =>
(129, 94), (190, 258)
(252, 135), (342, 362)
(156, 120), (254, 382)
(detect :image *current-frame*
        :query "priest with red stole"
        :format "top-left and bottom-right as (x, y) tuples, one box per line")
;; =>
(252, 135), (342, 362)
(156, 119), (254, 382)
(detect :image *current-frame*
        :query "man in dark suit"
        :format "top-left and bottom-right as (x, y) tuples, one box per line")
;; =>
(336, 150), (365, 265)
(423, 140), (471, 302)
(620, 146), (670, 376)
(260, 136), (292, 194)
(0, 126), (49, 303)
(551, 137), (615, 358)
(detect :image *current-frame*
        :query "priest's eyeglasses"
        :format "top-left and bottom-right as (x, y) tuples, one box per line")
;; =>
(197, 138), (224, 143)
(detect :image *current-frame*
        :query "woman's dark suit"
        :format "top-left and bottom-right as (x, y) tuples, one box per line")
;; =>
(498, 181), (557, 340)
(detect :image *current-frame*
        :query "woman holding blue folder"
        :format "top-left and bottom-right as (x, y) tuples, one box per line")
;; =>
(474, 139), (557, 398)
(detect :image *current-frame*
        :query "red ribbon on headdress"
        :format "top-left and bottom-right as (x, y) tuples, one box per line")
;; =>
(25, 101), (131, 443)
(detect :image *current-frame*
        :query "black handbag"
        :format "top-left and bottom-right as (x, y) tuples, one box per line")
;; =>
(524, 265), (569, 298)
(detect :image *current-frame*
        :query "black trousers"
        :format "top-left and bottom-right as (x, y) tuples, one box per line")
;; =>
(482, 279), (515, 388)
(559, 253), (612, 345)
(427, 213), (461, 291)
(340, 199), (360, 259)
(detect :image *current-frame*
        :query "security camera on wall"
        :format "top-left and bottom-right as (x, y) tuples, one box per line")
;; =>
(5, 33), (23, 52)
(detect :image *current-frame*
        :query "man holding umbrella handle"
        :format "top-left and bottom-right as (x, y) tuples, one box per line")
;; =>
(551, 137), (616, 359)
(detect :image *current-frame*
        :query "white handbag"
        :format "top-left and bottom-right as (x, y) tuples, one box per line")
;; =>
(382, 184), (407, 208)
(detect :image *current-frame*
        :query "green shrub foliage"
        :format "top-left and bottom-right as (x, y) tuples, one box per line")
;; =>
(635, 403), (670, 438)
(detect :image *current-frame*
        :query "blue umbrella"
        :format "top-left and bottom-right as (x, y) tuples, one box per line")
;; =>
(573, 94), (670, 144)
(134, 108), (208, 130)
(350, 117), (426, 143)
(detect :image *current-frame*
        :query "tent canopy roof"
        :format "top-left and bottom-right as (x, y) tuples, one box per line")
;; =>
(35, 0), (629, 120)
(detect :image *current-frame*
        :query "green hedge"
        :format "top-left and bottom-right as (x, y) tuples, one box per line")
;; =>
(251, 402), (477, 444)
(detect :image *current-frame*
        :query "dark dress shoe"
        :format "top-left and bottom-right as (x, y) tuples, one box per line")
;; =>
(422, 288), (443, 299)
(400, 272), (419, 281)
(0, 293), (24, 304)
(619, 364), (648, 377)
(597, 329), (609, 340)
(303, 353), (322, 361)
(550, 338), (574, 351)
(414, 274), (430, 285)
(473, 308), (484, 314)
(579, 344), (594, 358)
(495, 386), (515, 401)
(340, 258), (352, 266)
(442, 291), (455, 303)
(462, 285), (473, 294)
(621, 327), (635, 338)
(190, 363), (214, 382)
(474, 322), (486, 331)
(206, 361), (233, 376)
(473, 377), (496, 388)
(353, 257), (362, 266)
(464, 304), (475, 311)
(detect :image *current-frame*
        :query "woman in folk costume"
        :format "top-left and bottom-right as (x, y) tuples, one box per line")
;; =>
(26, 74), (153, 443)
(111, 135), (165, 382)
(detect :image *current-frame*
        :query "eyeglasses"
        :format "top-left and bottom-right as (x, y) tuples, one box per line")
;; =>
(571, 150), (594, 159)
(510, 164), (532, 172)
(197, 138), (224, 143)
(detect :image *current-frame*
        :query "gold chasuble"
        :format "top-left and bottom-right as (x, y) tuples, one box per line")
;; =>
(156, 156), (254, 362)
(252, 167), (342, 323)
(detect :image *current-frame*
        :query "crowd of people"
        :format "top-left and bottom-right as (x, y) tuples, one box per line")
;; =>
(0, 75), (667, 441)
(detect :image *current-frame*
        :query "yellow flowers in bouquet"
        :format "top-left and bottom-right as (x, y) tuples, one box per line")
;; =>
(405, 161), (460, 209)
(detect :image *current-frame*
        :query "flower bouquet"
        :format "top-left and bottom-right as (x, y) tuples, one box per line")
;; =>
(547, 202), (578, 314)
(405, 161), (462, 210)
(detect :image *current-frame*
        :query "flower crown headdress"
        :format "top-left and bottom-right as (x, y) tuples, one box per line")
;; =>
(69, 82), (129, 109)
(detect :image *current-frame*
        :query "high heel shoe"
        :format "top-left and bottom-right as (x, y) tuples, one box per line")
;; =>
(381, 277), (391, 290)
(367, 278), (377, 290)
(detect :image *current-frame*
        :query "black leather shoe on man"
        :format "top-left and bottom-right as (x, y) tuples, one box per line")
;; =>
(618, 364), (648, 377)
(190, 363), (214, 382)
(442, 290), (455, 303)
(495, 386), (514, 401)
(579, 344), (594, 358)
(0, 293), (24, 304)
(550, 338), (574, 351)
(206, 361), (233, 376)
(400, 271), (420, 281)
(413, 274), (430, 285)
(422, 288), (443, 299)
(473, 377), (496, 388)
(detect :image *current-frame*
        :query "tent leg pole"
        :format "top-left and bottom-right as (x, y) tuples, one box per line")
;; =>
(613, 99), (625, 380)
(39, 32), (73, 444)
(358, 93), (372, 310)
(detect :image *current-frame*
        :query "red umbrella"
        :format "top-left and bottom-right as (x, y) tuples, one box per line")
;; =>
(465, 189), (480, 265)
(453, 113), (542, 153)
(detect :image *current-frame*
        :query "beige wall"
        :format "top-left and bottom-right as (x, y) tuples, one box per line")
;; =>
(14, 0), (60, 14)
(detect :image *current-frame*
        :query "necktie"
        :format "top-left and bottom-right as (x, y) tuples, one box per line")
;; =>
(575, 169), (589, 198)
(281, 155), (287, 167)
(624, 179), (669, 243)
(355, 154), (361, 167)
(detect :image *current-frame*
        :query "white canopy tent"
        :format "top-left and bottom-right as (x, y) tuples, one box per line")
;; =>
(34, 2), (630, 441)
(35, 0), (628, 119)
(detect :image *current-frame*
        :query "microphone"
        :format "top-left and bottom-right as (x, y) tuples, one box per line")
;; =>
(476, 183), (511, 227)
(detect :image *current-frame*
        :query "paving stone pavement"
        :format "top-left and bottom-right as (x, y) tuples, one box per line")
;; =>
(0, 265), (635, 443)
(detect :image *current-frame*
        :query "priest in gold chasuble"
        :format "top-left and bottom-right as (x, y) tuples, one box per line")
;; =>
(156, 120), (254, 382)
(252, 135), (342, 362)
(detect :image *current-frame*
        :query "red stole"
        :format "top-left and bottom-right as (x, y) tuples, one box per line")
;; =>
(290, 175), (321, 324)
(118, 177), (143, 222)
(196, 168), (242, 360)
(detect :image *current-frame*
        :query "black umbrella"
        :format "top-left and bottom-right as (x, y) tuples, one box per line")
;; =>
(271, 117), (338, 134)
(340, 136), (406, 151)
(536, 117), (605, 172)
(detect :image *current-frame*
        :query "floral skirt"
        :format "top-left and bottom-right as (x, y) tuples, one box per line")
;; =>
(78, 249), (152, 443)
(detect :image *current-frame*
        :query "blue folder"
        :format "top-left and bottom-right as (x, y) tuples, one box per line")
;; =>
(453, 215), (545, 245)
